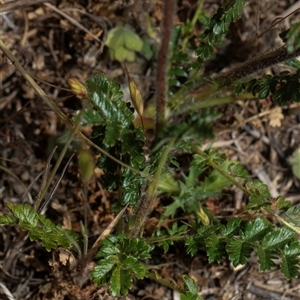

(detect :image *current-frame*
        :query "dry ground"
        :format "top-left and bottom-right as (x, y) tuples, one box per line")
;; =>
(1, 0), (300, 299)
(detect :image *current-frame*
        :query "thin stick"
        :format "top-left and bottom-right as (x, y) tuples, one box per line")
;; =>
(155, 0), (176, 135)
(43, 2), (103, 47)
(38, 154), (74, 214)
(0, 282), (16, 300)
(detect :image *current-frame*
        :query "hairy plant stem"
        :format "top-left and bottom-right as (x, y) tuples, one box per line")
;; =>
(129, 139), (175, 237)
(155, 0), (176, 135)
(215, 46), (300, 85)
(172, 46), (300, 115)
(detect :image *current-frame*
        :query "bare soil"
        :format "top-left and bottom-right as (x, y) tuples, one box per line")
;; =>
(1, 0), (300, 299)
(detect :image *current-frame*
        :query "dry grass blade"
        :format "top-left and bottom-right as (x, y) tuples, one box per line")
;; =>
(20, 171), (43, 204)
(0, 282), (16, 300)
(122, 62), (144, 117)
(43, 3), (104, 48)
(38, 153), (74, 214)
(35, 146), (57, 209)
(0, 0), (54, 12)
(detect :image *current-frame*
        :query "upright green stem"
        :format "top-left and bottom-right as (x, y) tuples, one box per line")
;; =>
(181, 0), (205, 51)
(129, 139), (175, 237)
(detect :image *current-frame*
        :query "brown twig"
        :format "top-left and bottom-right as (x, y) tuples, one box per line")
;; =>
(0, 0), (55, 12)
(155, 0), (176, 135)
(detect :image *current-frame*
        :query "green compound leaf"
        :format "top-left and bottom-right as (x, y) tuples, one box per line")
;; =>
(84, 73), (146, 207)
(240, 217), (272, 243)
(106, 26), (125, 50)
(0, 215), (15, 225)
(93, 236), (150, 296)
(285, 58), (300, 69)
(92, 255), (118, 285)
(221, 0), (244, 30)
(280, 241), (300, 278)
(285, 203), (300, 226)
(96, 236), (121, 257)
(86, 73), (132, 148)
(257, 246), (277, 271)
(110, 268), (132, 296)
(243, 71), (300, 105)
(197, 0), (245, 62)
(4, 204), (75, 251)
(226, 238), (252, 267)
(123, 256), (147, 279)
(106, 26), (143, 62)
(123, 27), (143, 51)
(228, 162), (248, 178)
(276, 196), (291, 211)
(221, 217), (243, 236)
(257, 75), (273, 99)
(246, 179), (271, 210)
(206, 235), (226, 263)
(262, 227), (295, 250)
(7, 203), (39, 230)
(195, 43), (215, 61)
(182, 275), (200, 295)
(122, 237), (151, 260)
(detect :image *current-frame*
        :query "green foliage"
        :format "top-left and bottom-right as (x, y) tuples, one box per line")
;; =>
(279, 22), (300, 53)
(0, 204), (77, 251)
(235, 70), (300, 104)
(185, 217), (300, 278)
(168, 25), (190, 91)
(289, 148), (300, 179)
(80, 1), (300, 294)
(180, 275), (203, 300)
(91, 235), (151, 296)
(285, 204), (300, 226)
(4, 2), (300, 297)
(153, 222), (188, 252)
(105, 26), (143, 62)
(246, 179), (271, 210)
(83, 73), (146, 208)
(156, 110), (218, 148)
(196, 0), (245, 62)
(159, 158), (240, 224)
